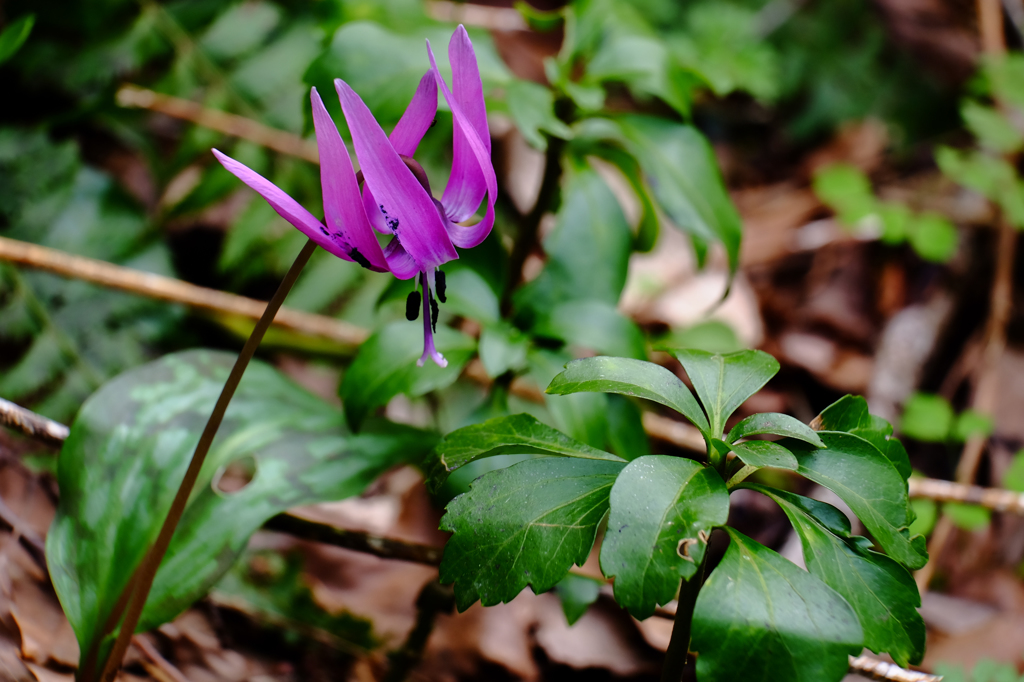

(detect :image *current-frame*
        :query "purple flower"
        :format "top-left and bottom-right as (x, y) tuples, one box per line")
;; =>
(213, 25), (495, 367)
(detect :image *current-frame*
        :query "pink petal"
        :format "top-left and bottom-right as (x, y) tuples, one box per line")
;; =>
(383, 239), (420, 280)
(389, 70), (438, 157)
(427, 31), (497, 248)
(310, 88), (388, 272)
(335, 79), (458, 271)
(212, 148), (353, 262)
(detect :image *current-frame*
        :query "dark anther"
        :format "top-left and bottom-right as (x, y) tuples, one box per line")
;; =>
(350, 248), (372, 269)
(430, 294), (439, 333)
(435, 271), (446, 303)
(406, 290), (421, 321)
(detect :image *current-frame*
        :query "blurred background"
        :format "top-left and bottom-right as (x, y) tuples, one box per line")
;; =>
(1, 0), (1023, 680)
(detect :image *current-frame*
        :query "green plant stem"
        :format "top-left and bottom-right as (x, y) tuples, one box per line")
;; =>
(92, 238), (318, 682)
(661, 549), (709, 682)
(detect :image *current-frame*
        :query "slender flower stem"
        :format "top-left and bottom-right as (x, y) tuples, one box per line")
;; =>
(661, 552), (709, 682)
(94, 238), (318, 682)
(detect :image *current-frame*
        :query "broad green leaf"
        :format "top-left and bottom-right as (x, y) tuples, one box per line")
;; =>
(812, 395), (911, 480)
(529, 348), (611, 449)
(440, 456), (624, 610)
(442, 267), (500, 324)
(670, 349), (779, 435)
(555, 573), (602, 625)
(0, 14), (34, 65)
(760, 487), (925, 667)
(952, 409), (994, 441)
(546, 355), (709, 433)
(692, 528), (863, 682)
(600, 455), (728, 619)
(478, 322), (529, 378)
(657, 320), (742, 354)
(606, 394), (650, 461)
(728, 440), (798, 471)
(340, 322), (475, 429)
(199, 2), (281, 61)
(813, 163), (876, 225)
(908, 212), (957, 263)
(899, 392), (953, 442)
(583, 145), (660, 252)
(1003, 449), (1024, 492)
(533, 300), (647, 360)
(909, 498), (937, 536)
(945, 502), (990, 531)
(962, 100), (1024, 154)
(727, 412), (824, 447)
(514, 167), (632, 315)
(784, 432), (927, 569)
(505, 79), (573, 151)
(425, 413), (624, 493)
(586, 33), (694, 116)
(937, 147), (1024, 229)
(983, 54), (1024, 109)
(47, 351), (432, 675)
(595, 116), (743, 270)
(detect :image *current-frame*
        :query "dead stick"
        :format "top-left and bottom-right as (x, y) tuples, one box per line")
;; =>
(263, 514), (443, 566)
(916, 0), (1017, 592)
(96, 239), (318, 682)
(117, 85), (318, 163)
(0, 397), (69, 448)
(0, 236), (367, 347)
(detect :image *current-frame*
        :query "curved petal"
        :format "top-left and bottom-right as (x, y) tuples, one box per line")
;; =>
(362, 185), (391, 235)
(336, 79), (458, 271)
(311, 88), (388, 272)
(212, 148), (353, 261)
(390, 70), (438, 157)
(383, 239), (420, 280)
(427, 34), (497, 248)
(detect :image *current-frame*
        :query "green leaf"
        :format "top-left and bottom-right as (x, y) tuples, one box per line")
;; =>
(533, 300), (647, 359)
(812, 395), (911, 480)
(909, 498), (937, 536)
(692, 528), (863, 681)
(440, 456), (624, 610)
(505, 79), (573, 151)
(606, 116), (742, 270)
(670, 349), (779, 435)
(546, 355), (709, 433)
(962, 100), (1024, 154)
(813, 163), (876, 225)
(555, 573), (602, 625)
(785, 432), (927, 569)
(586, 34), (694, 116)
(340, 322), (475, 429)
(514, 167), (633, 314)
(937, 147), (1024, 229)
(728, 413), (824, 447)
(0, 14), (35, 65)
(657, 320), (742, 354)
(599, 455), (728, 619)
(425, 413), (624, 493)
(478, 322), (529, 378)
(728, 440), (798, 471)
(605, 394), (650, 461)
(952, 409), (994, 442)
(1003, 449), (1024, 492)
(583, 145), (660, 252)
(760, 487), (925, 667)
(908, 212), (957, 263)
(945, 502), (990, 531)
(442, 267), (500, 324)
(899, 392), (953, 442)
(47, 351), (432, 674)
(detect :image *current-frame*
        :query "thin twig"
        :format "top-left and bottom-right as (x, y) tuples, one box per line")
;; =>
(117, 85), (318, 163)
(263, 514), (443, 566)
(96, 239), (319, 682)
(0, 236), (368, 347)
(848, 655), (942, 682)
(425, 1), (529, 31)
(0, 397), (69, 448)
(383, 580), (455, 682)
(916, 0), (1017, 592)
(909, 477), (1024, 513)
(132, 634), (191, 682)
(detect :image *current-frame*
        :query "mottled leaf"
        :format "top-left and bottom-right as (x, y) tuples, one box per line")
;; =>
(600, 455), (728, 619)
(47, 351), (433, 674)
(692, 529), (863, 681)
(440, 457), (624, 610)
